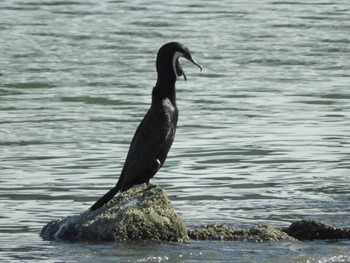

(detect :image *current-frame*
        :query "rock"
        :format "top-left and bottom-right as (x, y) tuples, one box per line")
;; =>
(283, 219), (350, 241)
(40, 185), (188, 242)
(40, 185), (350, 243)
(241, 225), (296, 241)
(188, 224), (296, 242)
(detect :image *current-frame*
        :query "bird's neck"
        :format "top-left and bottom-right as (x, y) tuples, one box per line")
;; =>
(152, 74), (177, 105)
(152, 83), (176, 106)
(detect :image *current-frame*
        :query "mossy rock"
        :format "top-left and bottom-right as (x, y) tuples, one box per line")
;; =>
(188, 224), (295, 242)
(283, 219), (350, 240)
(40, 185), (350, 243)
(40, 185), (187, 242)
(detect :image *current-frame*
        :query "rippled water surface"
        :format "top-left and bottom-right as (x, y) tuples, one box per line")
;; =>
(1, 0), (350, 262)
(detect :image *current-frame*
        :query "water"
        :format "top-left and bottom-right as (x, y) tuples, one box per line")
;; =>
(1, 0), (350, 262)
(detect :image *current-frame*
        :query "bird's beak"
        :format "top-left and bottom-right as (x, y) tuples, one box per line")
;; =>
(187, 56), (202, 71)
(176, 55), (202, 81)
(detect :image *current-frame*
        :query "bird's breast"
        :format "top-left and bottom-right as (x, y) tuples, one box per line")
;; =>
(161, 98), (178, 138)
(162, 98), (177, 120)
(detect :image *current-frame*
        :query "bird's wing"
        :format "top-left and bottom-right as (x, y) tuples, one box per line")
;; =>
(119, 105), (173, 188)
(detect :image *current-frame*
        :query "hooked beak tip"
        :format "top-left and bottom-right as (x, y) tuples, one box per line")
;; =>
(190, 58), (202, 72)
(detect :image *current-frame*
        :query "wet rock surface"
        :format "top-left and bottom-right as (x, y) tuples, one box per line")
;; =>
(41, 185), (187, 242)
(283, 219), (350, 241)
(188, 224), (295, 241)
(41, 185), (350, 242)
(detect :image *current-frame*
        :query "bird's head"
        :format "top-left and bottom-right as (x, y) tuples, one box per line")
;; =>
(156, 42), (202, 82)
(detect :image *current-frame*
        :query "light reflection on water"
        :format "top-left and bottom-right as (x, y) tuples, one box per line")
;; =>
(1, 0), (350, 262)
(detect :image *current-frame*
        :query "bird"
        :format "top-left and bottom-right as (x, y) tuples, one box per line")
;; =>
(89, 42), (202, 211)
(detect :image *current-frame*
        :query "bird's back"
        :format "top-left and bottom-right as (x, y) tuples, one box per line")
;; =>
(118, 97), (178, 191)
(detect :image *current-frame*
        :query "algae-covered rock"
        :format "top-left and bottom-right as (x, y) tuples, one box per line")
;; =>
(40, 185), (187, 242)
(40, 185), (350, 243)
(283, 219), (350, 241)
(188, 224), (295, 242)
(241, 224), (296, 241)
(188, 220), (350, 242)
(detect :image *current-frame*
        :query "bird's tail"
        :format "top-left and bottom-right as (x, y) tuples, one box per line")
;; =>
(89, 184), (122, 211)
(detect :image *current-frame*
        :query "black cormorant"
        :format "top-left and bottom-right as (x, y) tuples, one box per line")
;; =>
(89, 42), (202, 211)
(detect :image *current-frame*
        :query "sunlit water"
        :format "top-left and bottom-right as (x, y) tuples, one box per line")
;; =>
(1, 0), (350, 262)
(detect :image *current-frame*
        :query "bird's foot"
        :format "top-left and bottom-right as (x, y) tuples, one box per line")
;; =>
(146, 180), (157, 189)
